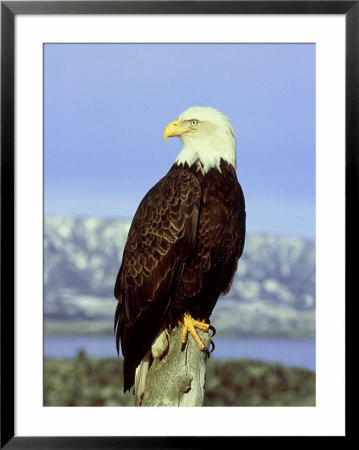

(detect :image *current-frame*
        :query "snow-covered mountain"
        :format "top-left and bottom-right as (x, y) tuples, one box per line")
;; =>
(44, 217), (315, 338)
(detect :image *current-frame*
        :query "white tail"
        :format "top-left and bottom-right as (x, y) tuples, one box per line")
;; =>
(134, 328), (169, 406)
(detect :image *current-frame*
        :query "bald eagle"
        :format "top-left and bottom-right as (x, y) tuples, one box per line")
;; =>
(114, 106), (246, 403)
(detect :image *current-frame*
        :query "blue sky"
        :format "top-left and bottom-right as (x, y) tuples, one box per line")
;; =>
(44, 43), (315, 238)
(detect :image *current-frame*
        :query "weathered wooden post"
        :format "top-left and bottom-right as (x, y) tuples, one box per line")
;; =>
(141, 327), (211, 406)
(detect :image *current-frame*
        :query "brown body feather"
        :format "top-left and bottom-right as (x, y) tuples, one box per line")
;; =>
(114, 159), (245, 391)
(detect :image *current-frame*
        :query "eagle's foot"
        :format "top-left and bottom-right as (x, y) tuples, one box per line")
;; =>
(179, 312), (210, 352)
(209, 324), (216, 338)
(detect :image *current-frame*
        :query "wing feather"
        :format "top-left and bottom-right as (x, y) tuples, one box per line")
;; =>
(114, 168), (201, 391)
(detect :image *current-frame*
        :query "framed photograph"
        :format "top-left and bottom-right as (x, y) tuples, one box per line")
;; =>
(1, 1), (355, 447)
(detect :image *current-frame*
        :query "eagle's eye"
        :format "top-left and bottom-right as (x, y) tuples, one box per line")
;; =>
(189, 119), (198, 126)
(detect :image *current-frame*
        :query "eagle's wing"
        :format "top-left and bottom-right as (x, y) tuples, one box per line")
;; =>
(114, 168), (201, 390)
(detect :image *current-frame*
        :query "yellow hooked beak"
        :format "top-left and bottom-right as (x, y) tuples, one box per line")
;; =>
(163, 119), (189, 142)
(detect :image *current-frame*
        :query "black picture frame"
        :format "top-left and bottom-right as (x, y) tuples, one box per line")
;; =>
(1, 1), (356, 447)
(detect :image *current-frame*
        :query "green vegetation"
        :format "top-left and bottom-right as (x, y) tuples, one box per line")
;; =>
(204, 360), (315, 406)
(44, 351), (315, 407)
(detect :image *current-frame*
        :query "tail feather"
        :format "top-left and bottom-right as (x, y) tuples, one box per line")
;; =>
(133, 328), (169, 406)
(135, 351), (151, 406)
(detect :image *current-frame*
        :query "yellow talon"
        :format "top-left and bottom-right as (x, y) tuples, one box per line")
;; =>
(179, 312), (210, 351)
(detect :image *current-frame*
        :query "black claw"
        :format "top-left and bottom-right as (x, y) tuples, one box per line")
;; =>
(209, 325), (216, 338)
(181, 342), (186, 351)
(209, 340), (215, 353)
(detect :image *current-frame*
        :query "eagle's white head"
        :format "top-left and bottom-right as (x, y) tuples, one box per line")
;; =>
(163, 106), (236, 174)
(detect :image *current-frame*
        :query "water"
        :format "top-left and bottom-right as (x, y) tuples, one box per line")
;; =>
(44, 335), (315, 372)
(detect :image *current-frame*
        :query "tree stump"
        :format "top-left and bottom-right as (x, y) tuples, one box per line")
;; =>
(141, 326), (211, 406)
